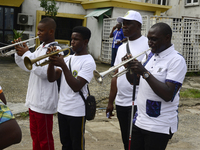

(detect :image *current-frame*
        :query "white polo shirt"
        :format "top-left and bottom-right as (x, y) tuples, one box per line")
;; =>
(135, 44), (187, 134)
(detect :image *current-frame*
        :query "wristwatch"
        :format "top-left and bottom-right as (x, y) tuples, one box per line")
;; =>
(142, 71), (151, 79)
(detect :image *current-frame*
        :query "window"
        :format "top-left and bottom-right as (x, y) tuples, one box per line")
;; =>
(0, 6), (21, 46)
(41, 16), (83, 41)
(0, 7), (14, 44)
(185, 0), (199, 6)
(55, 17), (83, 41)
(145, 0), (168, 5)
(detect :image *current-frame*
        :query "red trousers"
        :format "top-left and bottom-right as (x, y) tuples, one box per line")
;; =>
(29, 109), (54, 150)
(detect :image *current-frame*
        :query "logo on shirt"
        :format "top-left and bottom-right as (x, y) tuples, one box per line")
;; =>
(72, 70), (78, 77)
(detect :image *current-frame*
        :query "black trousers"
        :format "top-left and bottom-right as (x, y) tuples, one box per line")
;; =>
(58, 112), (86, 150)
(116, 105), (137, 150)
(131, 124), (173, 150)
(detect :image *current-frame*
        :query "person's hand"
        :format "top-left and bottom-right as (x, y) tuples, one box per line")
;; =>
(113, 25), (117, 30)
(12, 38), (29, 56)
(48, 46), (65, 67)
(127, 59), (146, 75)
(116, 41), (122, 45)
(121, 54), (132, 68)
(106, 103), (114, 119)
(47, 46), (58, 54)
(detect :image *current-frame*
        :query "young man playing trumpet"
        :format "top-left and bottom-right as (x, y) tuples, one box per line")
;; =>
(47, 26), (96, 150)
(14, 17), (60, 150)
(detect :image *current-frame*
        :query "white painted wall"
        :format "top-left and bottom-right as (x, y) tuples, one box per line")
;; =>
(165, 1), (200, 18)
(86, 9), (103, 60)
(112, 7), (154, 18)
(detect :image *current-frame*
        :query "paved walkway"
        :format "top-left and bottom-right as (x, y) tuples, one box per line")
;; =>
(2, 58), (200, 150)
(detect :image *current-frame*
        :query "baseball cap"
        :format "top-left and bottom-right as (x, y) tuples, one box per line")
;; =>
(117, 10), (142, 25)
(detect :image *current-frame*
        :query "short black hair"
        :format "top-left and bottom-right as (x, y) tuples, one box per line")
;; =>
(72, 26), (91, 41)
(151, 22), (172, 38)
(39, 17), (56, 31)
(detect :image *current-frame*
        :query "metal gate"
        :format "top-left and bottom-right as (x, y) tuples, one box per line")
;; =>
(101, 16), (200, 72)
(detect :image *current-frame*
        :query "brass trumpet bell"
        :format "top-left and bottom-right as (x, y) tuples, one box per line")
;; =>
(24, 57), (35, 70)
(24, 46), (72, 70)
(93, 70), (104, 84)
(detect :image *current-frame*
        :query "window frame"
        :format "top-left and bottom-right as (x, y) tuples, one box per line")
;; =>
(185, 0), (199, 7)
(0, 6), (21, 45)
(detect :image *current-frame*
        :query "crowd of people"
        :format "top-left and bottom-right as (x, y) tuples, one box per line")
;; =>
(0, 10), (187, 150)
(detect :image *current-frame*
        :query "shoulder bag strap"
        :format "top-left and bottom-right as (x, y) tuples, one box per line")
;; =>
(68, 57), (89, 103)
(126, 41), (131, 55)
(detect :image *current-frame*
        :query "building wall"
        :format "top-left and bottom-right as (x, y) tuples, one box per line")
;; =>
(21, 0), (86, 37)
(112, 7), (154, 18)
(20, 0), (162, 60)
(86, 9), (103, 60)
(165, 1), (200, 18)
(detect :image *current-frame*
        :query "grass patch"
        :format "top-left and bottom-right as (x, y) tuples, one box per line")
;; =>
(18, 112), (29, 119)
(186, 72), (200, 76)
(180, 88), (200, 98)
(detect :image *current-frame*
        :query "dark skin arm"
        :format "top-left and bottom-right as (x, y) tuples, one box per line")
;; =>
(110, 26), (128, 45)
(0, 92), (6, 105)
(121, 37), (128, 43)
(109, 25), (117, 38)
(106, 69), (118, 119)
(47, 53), (87, 92)
(126, 59), (181, 102)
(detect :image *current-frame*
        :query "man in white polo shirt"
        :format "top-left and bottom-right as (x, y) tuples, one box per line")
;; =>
(126, 22), (187, 150)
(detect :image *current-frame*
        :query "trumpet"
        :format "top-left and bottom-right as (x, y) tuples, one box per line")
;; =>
(94, 48), (151, 84)
(0, 36), (39, 56)
(24, 46), (72, 70)
(3, 44), (36, 56)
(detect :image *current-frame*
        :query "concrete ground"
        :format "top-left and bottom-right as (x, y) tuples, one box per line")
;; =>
(0, 57), (200, 150)
(4, 105), (200, 150)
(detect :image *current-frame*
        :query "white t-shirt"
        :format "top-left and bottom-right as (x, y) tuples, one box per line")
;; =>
(57, 54), (96, 117)
(114, 36), (149, 106)
(135, 45), (187, 134)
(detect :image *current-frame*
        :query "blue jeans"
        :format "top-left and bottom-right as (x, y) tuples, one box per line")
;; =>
(111, 48), (118, 66)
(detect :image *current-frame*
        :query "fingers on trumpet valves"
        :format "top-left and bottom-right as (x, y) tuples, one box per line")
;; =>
(122, 54), (129, 61)
(47, 46), (58, 54)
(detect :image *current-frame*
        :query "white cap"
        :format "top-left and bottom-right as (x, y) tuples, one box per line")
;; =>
(117, 10), (142, 25)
